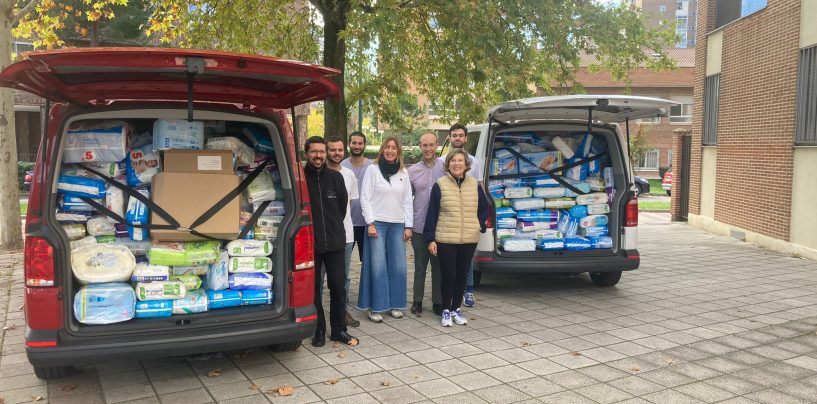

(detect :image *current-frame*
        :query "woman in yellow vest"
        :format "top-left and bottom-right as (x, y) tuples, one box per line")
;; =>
(424, 148), (489, 327)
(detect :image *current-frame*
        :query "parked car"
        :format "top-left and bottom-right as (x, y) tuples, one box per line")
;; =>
(634, 176), (650, 196)
(24, 170), (33, 191)
(0, 48), (338, 379)
(662, 170), (673, 196)
(446, 95), (675, 288)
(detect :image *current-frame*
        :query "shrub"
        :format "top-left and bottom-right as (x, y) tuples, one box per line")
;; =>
(659, 166), (671, 179)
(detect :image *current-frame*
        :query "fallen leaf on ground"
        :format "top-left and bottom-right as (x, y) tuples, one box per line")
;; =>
(267, 385), (294, 396)
(665, 359), (675, 365)
(58, 384), (76, 392)
(18, 304), (23, 311)
(249, 384), (260, 390)
(31, 396), (43, 402)
(630, 367), (641, 372)
(332, 342), (341, 348)
(2, 324), (17, 331)
(0, 397), (5, 404)
(206, 368), (222, 378)
(348, 338), (359, 347)
(324, 378), (339, 385)
(381, 381), (390, 387)
(570, 352), (582, 356)
(520, 342), (530, 347)
(337, 351), (348, 358)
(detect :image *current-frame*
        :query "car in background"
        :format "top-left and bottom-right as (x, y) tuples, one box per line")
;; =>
(634, 176), (650, 196)
(662, 170), (673, 196)
(24, 170), (33, 191)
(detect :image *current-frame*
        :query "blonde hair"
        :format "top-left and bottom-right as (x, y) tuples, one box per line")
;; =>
(374, 136), (405, 171)
(444, 148), (471, 175)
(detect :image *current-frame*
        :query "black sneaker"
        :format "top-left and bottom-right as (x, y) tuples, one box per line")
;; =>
(345, 311), (360, 328)
(432, 303), (443, 316)
(410, 301), (422, 315)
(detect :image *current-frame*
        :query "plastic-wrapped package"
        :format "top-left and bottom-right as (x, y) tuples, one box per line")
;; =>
(565, 158), (589, 181)
(516, 209), (559, 222)
(105, 187), (125, 220)
(71, 244), (136, 284)
(532, 229), (562, 239)
(229, 272), (274, 289)
(207, 289), (241, 309)
(519, 151), (561, 174)
(544, 198), (576, 209)
(533, 187), (565, 199)
(95, 235), (116, 244)
(243, 172), (276, 204)
(511, 198), (545, 211)
(153, 119), (204, 150)
(64, 121), (130, 163)
(589, 235), (613, 249)
(492, 149), (518, 176)
(564, 181), (591, 198)
(586, 176), (605, 192)
(489, 188), (505, 199)
(497, 198), (512, 207)
(73, 283), (136, 324)
(564, 236), (592, 250)
(114, 223), (128, 237)
(242, 124), (274, 153)
(57, 212), (93, 223)
(501, 238), (536, 252)
(229, 257), (273, 273)
(130, 131), (153, 148)
(528, 175), (559, 188)
(61, 195), (104, 213)
(537, 237), (565, 251)
(135, 300), (173, 318)
(131, 263), (170, 282)
(502, 178), (525, 187)
(557, 213), (579, 237)
(126, 189), (150, 241)
(206, 136), (255, 166)
(254, 201), (285, 216)
(86, 217), (116, 236)
(580, 226), (609, 237)
(115, 237), (151, 256)
(576, 192), (608, 205)
(569, 205), (589, 219)
(184, 241), (221, 265)
(603, 167), (615, 203)
(126, 144), (161, 188)
(227, 240), (272, 257)
(495, 207), (516, 219)
(148, 242), (187, 266)
(172, 289), (208, 314)
(576, 134), (594, 158)
(517, 220), (556, 232)
(586, 204), (610, 215)
(580, 215), (609, 228)
(85, 162), (125, 178)
(70, 235), (97, 250)
(496, 229), (516, 239)
(551, 136), (575, 159)
(63, 224), (87, 241)
(504, 187), (533, 199)
(242, 289), (273, 305)
(135, 281), (188, 301)
(206, 251), (230, 291)
(170, 275), (202, 290)
(496, 217), (517, 229)
(58, 175), (107, 199)
(255, 214), (283, 228)
(252, 226), (277, 241)
(172, 265), (209, 276)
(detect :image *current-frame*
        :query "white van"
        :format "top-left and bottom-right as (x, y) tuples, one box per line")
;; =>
(445, 95), (675, 287)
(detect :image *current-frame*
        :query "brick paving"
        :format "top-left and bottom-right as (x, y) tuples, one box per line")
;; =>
(3, 214), (817, 403)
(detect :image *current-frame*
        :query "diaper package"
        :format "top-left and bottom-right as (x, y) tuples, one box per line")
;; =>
(73, 283), (136, 324)
(206, 136), (255, 166)
(255, 201), (285, 216)
(135, 281), (188, 301)
(57, 175), (107, 199)
(206, 251), (230, 291)
(206, 289), (242, 309)
(242, 124), (274, 153)
(579, 215), (609, 228)
(586, 204), (610, 215)
(496, 217), (518, 229)
(501, 238), (536, 252)
(586, 176), (605, 192)
(86, 217), (116, 236)
(241, 289), (273, 305)
(226, 240), (272, 257)
(569, 205), (589, 219)
(64, 121), (130, 163)
(495, 207), (517, 219)
(533, 187), (566, 199)
(135, 300), (173, 318)
(153, 119), (204, 150)
(564, 181), (591, 198)
(171, 265), (209, 276)
(60, 195), (103, 212)
(70, 235), (97, 250)
(564, 236), (593, 250)
(229, 272), (274, 289)
(576, 192), (609, 205)
(126, 189), (150, 241)
(504, 187), (533, 199)
(184, 241), (221, 265)
(511, 198), (545, 211)
(518, 151), (561, 174)
(517, 221), (556, 232)
(115, 237), (152, 256)
(589, 235), (613, 249)
(252, 226), (278, 241)
(172, 289), (208, 314)
(126, 143), (161, 188)
(528, 175), (560, 188)
(131, 263), (170, 282)
(544, 198), (576, 209)
(244, 172), (276, 204)
(95, 235), (116, 244)
(537, 237), (565, 251)
(516, 209), (559, 222)
(57, 212), (93, 223)
(229, 257), (273, 273)
(106, 187), (125, 219)
(63, 224), (87, 241)
(551, 136), (575, 159)
(71, 244), (136, 284)
(492, 149), (518, 175)
(580, 226), (610, 237)
(170, 275), (202, 290)
(557, 212), (579, 237)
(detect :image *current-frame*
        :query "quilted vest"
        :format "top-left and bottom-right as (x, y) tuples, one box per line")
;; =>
(435, 174), (481, 244)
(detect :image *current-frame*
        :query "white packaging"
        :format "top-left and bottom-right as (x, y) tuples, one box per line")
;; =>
(70, 235), (98, 250)
(63, 121), (130, 163)
(71, 244), (136, 285)
(131, 263), (171, 282)
(106, 187), (125, 220)
(229, 257), (273, 273)
(256, 216), (284, 228)
(226, 240), (272, 257)
(86, 217), (116, 236)
(206, 251), (230, 291)
(504, 187), (533, 199)
(63, 224), (87, 240)
(153, 119), (204, 150)
(243, 172), (276, 204)
(135, 281), (188, 301)
(172, 289), (208, 314)
(551, 136), (575, 159)
(501, 238), (537, 252)
(206, 136), (255, 166)
(254, 201), (285, 216)
(114, 237), (152, 256)
(126, 144), (161, 188)
(586, 204), (610, 215)
(511, 198), (545, 211)
(576, 192), (609, 205)
(171, 265), (209, 276)
(533, 187), (566, 199)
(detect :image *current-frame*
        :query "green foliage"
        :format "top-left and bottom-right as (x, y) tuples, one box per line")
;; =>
(629, 123), (652, 166)
(363, 146), (422, 165)
(17, 161), (34, 191)
(659, 165), (671, 179)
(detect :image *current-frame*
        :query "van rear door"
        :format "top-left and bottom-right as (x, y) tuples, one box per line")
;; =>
(488, 95), (674, 123)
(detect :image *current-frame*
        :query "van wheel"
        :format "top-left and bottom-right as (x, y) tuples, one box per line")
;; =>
(589, 271), (621, 287)
(270, 341), (302, 352)
(34, 365), (72, 380)
(472, 270), (482, 288)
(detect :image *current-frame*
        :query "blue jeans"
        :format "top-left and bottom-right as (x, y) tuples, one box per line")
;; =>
(319, 242), (355, 306)
(356, 221), (407, 312)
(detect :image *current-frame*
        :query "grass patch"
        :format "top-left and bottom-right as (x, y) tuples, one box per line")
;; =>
(20, 202), (27, 216)
(648, 179), (667, 195)
(639, 200), (670, 211)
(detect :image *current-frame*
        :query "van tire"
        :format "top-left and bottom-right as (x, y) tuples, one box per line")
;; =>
(34, 365), (72, 380)
(270, 341), (302, 352)
(472, 270), (482, 288)
(589, 271), (621, 287)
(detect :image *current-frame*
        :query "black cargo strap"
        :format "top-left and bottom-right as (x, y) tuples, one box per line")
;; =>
(488, 148), (607, 196)
(237, 200), (272, 239)
(76, 196), (175, 230)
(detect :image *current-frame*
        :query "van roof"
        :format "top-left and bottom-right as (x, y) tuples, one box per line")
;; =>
(488, 95), (676, 124)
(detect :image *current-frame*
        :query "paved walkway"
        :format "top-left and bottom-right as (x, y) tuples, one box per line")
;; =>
(3, 215), (817, 403)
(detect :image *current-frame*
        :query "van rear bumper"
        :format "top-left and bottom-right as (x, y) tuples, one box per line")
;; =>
(473, 250), (640, 273)
(26, 312), (316, 368)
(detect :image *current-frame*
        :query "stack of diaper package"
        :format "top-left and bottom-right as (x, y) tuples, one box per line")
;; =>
(489, 132), (614, 253)
(61, 120), (282, 325)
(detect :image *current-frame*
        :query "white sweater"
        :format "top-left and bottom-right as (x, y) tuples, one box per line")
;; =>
(360, 164), (413, 227)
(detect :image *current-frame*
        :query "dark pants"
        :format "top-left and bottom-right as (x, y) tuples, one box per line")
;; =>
(314, 249), (347, 335)
(411, 233), (441, 305)
(353, 225), (366, 262)
(437, 243), (477, 312)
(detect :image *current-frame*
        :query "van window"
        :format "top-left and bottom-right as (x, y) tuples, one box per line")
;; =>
(440, 131), (480, 157)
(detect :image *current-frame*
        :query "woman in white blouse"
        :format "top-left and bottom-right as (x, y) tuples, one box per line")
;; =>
(357, 136), (413, 322)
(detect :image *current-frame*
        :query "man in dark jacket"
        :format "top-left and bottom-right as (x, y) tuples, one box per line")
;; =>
(304, 136), (358, 347)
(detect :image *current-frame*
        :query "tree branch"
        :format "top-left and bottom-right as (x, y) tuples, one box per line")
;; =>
(12, 0), (40, 26)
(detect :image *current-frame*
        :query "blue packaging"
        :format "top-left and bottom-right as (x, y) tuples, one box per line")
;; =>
(126, 190), (150, 241)
(241, 289), (273, 305)
(589, 235), (613, 249)
(63, 123), (129, 163)
(126, 144), (161, 188)
(206, 251), (230, 291)
(57, 175), (107, 199)
(229, 272), (273, 290)
(153, 119), (204, 150)
(496, 217), (517, 229)
(60, 195), (103, 212)
(526, 174), (559, 187)
(564, 180), (591, 198)
(557, 212), (579, 237)
(206, 289), (242, 309)
(495, 207), (516, 219)
(135, 300), (173, 318)
(537, 237), (565, 251)
(73, 283), (136, 324)
(492, 152), (518, 176)
(242, 124), (274, 153)
(564, 236), (593, 250)
(518, 151), (561, 174)
(581, 226), (609, 237)
(516, 209), (559, 222)
(569, 205), (589, 219)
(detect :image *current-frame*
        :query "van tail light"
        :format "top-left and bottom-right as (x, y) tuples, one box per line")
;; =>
(625, 197), (639, 227)
(25, 237), (55, 287)
(290, 222), (315, 309)
(293, 224), (315, 271)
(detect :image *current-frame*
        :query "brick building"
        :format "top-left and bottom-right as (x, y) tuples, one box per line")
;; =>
(632, 0), (698, 49)
(675, 0), (817, 259)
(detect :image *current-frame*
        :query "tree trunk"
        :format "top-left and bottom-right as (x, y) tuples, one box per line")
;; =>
(321, 3), (349, 142)
(0, 1), (24, 251)
(91, 20), (99, 47)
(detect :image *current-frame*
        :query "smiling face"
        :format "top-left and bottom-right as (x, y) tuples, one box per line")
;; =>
(381, 139), (398, 163)
(419, 133), (438, 162)
(327, 140), (345, 165)
(448, 153), (467, 178)
(306, 142), (327, 169)
(349, 134), (366, 157)
(450, 128), (467, 149)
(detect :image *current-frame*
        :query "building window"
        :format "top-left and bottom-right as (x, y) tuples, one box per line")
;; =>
(427, 102), (440, 118)
(12, 42), (34, 55)
(676, 30), (688, 48)
(741, 0), (767, 17)
(796, 46), (817, 145)
(677, 1), (684, 11)
(638, 149), (660, 169)
(703, 75), (720, 145)
(667, 149), (673, 166)
(659, 5), (666, 13)
(670, 95), (693, 124)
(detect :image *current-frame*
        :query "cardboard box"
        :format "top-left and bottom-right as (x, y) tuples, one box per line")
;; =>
(162, 149), (234, 175)
(151, 172), (240, 241)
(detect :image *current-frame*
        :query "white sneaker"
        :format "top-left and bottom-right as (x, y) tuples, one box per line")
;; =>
(441, 310), (453, 327)
(389, 309), (404, 319)
(452, 308), (468, 325)
(368, 311), (383, 323)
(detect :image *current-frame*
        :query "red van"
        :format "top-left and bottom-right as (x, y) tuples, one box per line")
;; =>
(0, 48), (336, 379)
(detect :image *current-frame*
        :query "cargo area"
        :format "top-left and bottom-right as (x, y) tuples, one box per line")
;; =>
(48, 109), (294, 335)
(487, 126), (625, 257)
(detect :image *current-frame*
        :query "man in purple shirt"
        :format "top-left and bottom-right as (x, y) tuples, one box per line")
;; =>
(408, 131), (446, 316)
